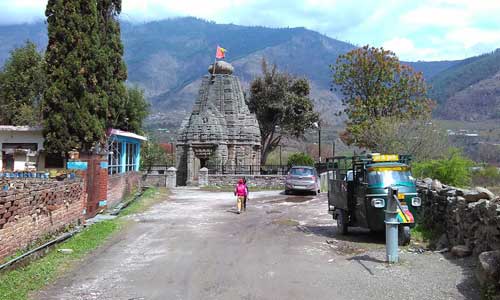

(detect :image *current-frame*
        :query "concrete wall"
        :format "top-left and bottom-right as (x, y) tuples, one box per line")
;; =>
(0, 178), (86, 260)
(107, 171), (142, 208)
(208, 175), (286, 188)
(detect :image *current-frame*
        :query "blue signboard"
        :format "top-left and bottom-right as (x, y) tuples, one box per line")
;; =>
(100, 162), (108, 169)
(99, 200), (107, 207)
(67, 161), (88, 170)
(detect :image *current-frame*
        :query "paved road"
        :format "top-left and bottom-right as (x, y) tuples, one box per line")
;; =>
(36, 188), (480, 300)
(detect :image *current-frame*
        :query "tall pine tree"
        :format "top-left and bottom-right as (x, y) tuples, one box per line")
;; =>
(44, 0), (106, 153)
(43, 0), (141, 154)
(96, 0), (129, 129)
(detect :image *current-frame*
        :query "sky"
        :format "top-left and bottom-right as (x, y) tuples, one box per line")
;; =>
(0, 0), (499, 61)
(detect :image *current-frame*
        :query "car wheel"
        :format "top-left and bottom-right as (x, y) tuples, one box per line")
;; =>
(284, 189), (290, 195)
(336, 209), (348, 235)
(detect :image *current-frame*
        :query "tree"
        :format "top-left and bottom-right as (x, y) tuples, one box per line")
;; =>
(122, 86), (150, 134)
(248, 59), (319, 164)
(43, 0), (138, 154)
(332, 45), (434, 148)
(287, 152), (315, 167)
(412, 148), (473, 187)
(140, 139), (169, 171)
(96, 0), (129, 129)
(43, 0), (106, 153)
(359, 117), (448, 162)
(0, 41), (45, 125)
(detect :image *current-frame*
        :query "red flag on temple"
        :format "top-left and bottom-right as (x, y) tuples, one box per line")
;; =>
(215, 45), (226, 59)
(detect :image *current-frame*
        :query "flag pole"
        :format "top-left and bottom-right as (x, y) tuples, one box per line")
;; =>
(212, 45), (218, 78)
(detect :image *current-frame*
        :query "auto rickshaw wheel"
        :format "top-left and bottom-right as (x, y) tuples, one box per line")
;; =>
(336, 209), (348, 235)
(398, 225), (411, 246)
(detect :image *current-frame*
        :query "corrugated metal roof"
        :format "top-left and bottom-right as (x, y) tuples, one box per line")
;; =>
(108, 128), (147, 141)
(0, 125), (43, 132)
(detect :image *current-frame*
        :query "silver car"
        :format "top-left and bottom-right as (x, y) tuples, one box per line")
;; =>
(284, 166), (320, 195)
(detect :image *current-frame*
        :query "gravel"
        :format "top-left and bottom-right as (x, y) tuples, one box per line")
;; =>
(35, 188), (480, 300)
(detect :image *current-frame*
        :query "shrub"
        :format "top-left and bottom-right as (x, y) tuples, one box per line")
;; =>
(472, 165), (500, 187)
(287, 152), (315, 167)
(412, 148), (473, 187)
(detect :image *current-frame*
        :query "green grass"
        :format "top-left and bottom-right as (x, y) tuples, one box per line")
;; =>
(120, 187), (168, 216)
(411, 224), (441, 244)
(0, 221), (120, 300)
(0, 187), (168, 300)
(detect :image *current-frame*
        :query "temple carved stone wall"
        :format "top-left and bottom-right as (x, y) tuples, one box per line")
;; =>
(176, 61), (261, 186)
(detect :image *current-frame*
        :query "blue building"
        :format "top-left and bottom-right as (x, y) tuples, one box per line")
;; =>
(107, 129), (147, 175)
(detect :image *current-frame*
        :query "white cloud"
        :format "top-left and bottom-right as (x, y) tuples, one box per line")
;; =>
(446, 27), (500, 49)
(400, 7), (470, 28)
(0, 0), (499, 61)
(382, 37), (440, 61)
(121, 0), (254, 22)
(0, 0), (45, 24)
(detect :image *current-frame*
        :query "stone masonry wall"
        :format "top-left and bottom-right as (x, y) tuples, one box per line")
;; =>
(0, 178), (86, 260)
(107, 171), (142, 208)
(142, 174), (166, 187)
(417, 179), (500, 255)
(208, 175), (286, 188)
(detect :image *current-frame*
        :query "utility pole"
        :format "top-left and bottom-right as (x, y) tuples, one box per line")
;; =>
(313, 121), (322, 163)
(318, 124), (321, 163)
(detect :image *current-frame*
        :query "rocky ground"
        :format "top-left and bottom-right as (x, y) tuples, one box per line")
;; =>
(34, 188), (480, 300)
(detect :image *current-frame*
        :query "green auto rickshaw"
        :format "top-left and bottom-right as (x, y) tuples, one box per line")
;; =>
(327, 154), (421, 245)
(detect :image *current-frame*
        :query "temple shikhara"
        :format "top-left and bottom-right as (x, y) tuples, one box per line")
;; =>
(176, 61), (261, 185)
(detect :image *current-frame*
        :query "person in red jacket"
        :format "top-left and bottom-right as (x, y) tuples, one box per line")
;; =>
(234, 178), (248, 214)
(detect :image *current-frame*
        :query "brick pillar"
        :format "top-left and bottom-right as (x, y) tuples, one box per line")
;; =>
(166, 167), (177, 188)
(70, 153), (108, 218)
(198, 167), (208, 187)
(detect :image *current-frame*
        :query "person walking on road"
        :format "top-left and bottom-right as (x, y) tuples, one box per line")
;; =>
(242, 177), (249, 212)
(234, 178), (248, 214)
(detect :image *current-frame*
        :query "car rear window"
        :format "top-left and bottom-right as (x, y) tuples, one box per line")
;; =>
(290, 168), (314, 176)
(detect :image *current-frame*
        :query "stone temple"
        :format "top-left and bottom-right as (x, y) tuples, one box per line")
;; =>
(176, 61), (261, 185)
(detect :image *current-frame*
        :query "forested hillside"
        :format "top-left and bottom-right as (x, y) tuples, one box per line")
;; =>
(429, 49), (500, 120)
(1, 17), (498, 127)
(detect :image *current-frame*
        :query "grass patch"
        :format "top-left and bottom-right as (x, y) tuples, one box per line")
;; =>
(200, 185), (282, 192)
(120, 187), (168, 216)
(0, 221), (120, 300)
(0, 187), (167, 300)
(411, 224), (441, 244)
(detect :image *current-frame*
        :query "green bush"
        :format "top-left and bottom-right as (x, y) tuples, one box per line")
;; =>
(412, 148), (473, 187)
(287, 152), (315, 166)
(472, 165), (500, 187)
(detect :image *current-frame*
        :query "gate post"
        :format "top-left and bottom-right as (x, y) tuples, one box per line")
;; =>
(166, 167), (177, 188)
(198, 167), (208, 187)
(386, 186), (399, 263)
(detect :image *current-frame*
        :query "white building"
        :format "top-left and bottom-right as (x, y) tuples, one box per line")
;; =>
(0, 126), (61, 171)
(1, 126), (146, 173)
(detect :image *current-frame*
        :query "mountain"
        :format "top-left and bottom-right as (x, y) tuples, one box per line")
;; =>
(0, 22), (47, 64)
(428, 49), (500, 120)
(1, 17), (497, 129)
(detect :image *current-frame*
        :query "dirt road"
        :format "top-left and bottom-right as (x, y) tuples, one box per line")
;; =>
(35, 188), (480, 300)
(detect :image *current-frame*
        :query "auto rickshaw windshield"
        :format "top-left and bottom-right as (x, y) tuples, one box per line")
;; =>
(367, 169), (413, 187)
